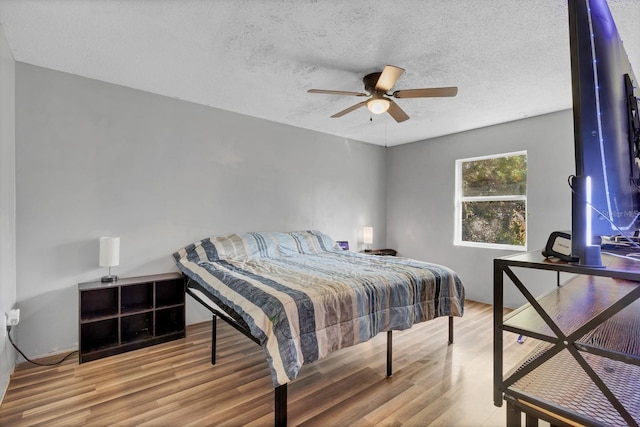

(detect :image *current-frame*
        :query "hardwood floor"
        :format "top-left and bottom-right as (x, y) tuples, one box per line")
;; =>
(0, 301), (538, 426)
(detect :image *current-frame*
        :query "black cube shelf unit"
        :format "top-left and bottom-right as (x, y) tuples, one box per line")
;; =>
(78, 272), (186, 363)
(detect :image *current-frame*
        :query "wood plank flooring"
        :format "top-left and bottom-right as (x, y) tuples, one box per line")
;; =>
(0, 301), (538, 426)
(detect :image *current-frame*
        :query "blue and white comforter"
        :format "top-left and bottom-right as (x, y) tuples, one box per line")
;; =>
(174, 230), (465, 387)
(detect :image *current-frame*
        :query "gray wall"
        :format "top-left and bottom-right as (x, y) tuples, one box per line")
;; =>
(386, 110), (576, 307)
(10, 62), (577, 362)
(0, 24), (16, 400)
(15, 63), (387, 358)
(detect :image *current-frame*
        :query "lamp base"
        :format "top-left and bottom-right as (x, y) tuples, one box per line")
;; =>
(101, 275), (118, 283)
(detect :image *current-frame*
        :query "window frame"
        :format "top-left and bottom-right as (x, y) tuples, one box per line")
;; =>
(454, 150), (528, 251)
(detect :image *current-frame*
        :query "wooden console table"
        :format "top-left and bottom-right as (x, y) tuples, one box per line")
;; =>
(494, 250), (640, 426)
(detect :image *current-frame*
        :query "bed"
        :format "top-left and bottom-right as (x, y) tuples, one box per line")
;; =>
(173, 230), (465, 426)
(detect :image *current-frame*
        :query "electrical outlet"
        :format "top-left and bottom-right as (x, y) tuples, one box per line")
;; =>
(7, 309), (20, 326)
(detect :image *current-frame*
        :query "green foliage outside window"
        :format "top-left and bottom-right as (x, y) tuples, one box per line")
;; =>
(462, 201), (526, 245)
(458, 153), (527, 247)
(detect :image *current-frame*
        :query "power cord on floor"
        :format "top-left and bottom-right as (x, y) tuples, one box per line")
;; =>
(6, 325), (78, 366)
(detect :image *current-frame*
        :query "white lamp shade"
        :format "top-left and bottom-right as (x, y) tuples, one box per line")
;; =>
(99, 237), (120, 267)
(363, 227), (373, 245)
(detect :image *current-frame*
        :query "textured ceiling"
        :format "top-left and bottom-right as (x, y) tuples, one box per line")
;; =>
(0, 0), (639, 146)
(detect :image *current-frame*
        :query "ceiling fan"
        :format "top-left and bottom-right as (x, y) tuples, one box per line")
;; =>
(307, 65), (458, 123)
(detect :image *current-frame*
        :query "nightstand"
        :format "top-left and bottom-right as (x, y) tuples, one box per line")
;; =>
(361, 249), (397, 256)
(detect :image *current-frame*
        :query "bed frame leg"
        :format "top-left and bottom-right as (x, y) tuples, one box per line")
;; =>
(211, 315), (217, 365)
(387, 330), (393, 377)
(448, 316), (454, 345)
(275, 383), (287, 427)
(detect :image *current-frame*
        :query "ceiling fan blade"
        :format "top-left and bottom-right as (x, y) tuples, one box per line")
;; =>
(392, 86), (458, 98)
(387, 100), (410, 123)
(331, 101), (368, 118)
(375, 65), (405, 92)
(308, 89), (368, 97)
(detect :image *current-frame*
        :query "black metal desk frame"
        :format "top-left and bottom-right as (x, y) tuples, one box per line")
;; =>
(494, 251), (640, 427)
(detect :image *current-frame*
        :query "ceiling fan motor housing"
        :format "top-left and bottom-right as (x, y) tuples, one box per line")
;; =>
(364, 72), (384, 94)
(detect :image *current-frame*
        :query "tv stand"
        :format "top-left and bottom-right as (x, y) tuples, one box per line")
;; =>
(612, 235), (640, 244)
(494, 250), (640, 426)
(575, 243), (603, 268)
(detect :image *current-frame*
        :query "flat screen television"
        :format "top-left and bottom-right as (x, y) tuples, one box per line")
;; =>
(568, 0), (640, 266)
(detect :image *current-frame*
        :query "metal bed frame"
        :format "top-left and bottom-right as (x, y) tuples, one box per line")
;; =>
(186, 279), (455, 426)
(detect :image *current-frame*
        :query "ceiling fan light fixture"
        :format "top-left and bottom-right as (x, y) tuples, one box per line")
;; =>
(367, 98), (390, 115)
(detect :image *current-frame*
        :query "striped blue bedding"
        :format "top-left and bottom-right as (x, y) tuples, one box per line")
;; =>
(174, 230), (465, 387)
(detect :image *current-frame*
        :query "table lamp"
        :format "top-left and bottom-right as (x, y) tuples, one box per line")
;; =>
(99, 237), (120, 282)
(363, 227), (373, 252)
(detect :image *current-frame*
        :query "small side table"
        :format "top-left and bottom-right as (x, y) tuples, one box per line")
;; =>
(78, 272), (186, 363)
(361, 249), (397, 256)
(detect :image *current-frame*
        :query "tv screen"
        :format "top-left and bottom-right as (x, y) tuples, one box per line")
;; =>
(569, 0), (640, 264)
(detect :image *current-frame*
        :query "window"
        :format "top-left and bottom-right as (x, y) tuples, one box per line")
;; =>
(454, 151), (527, 250)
